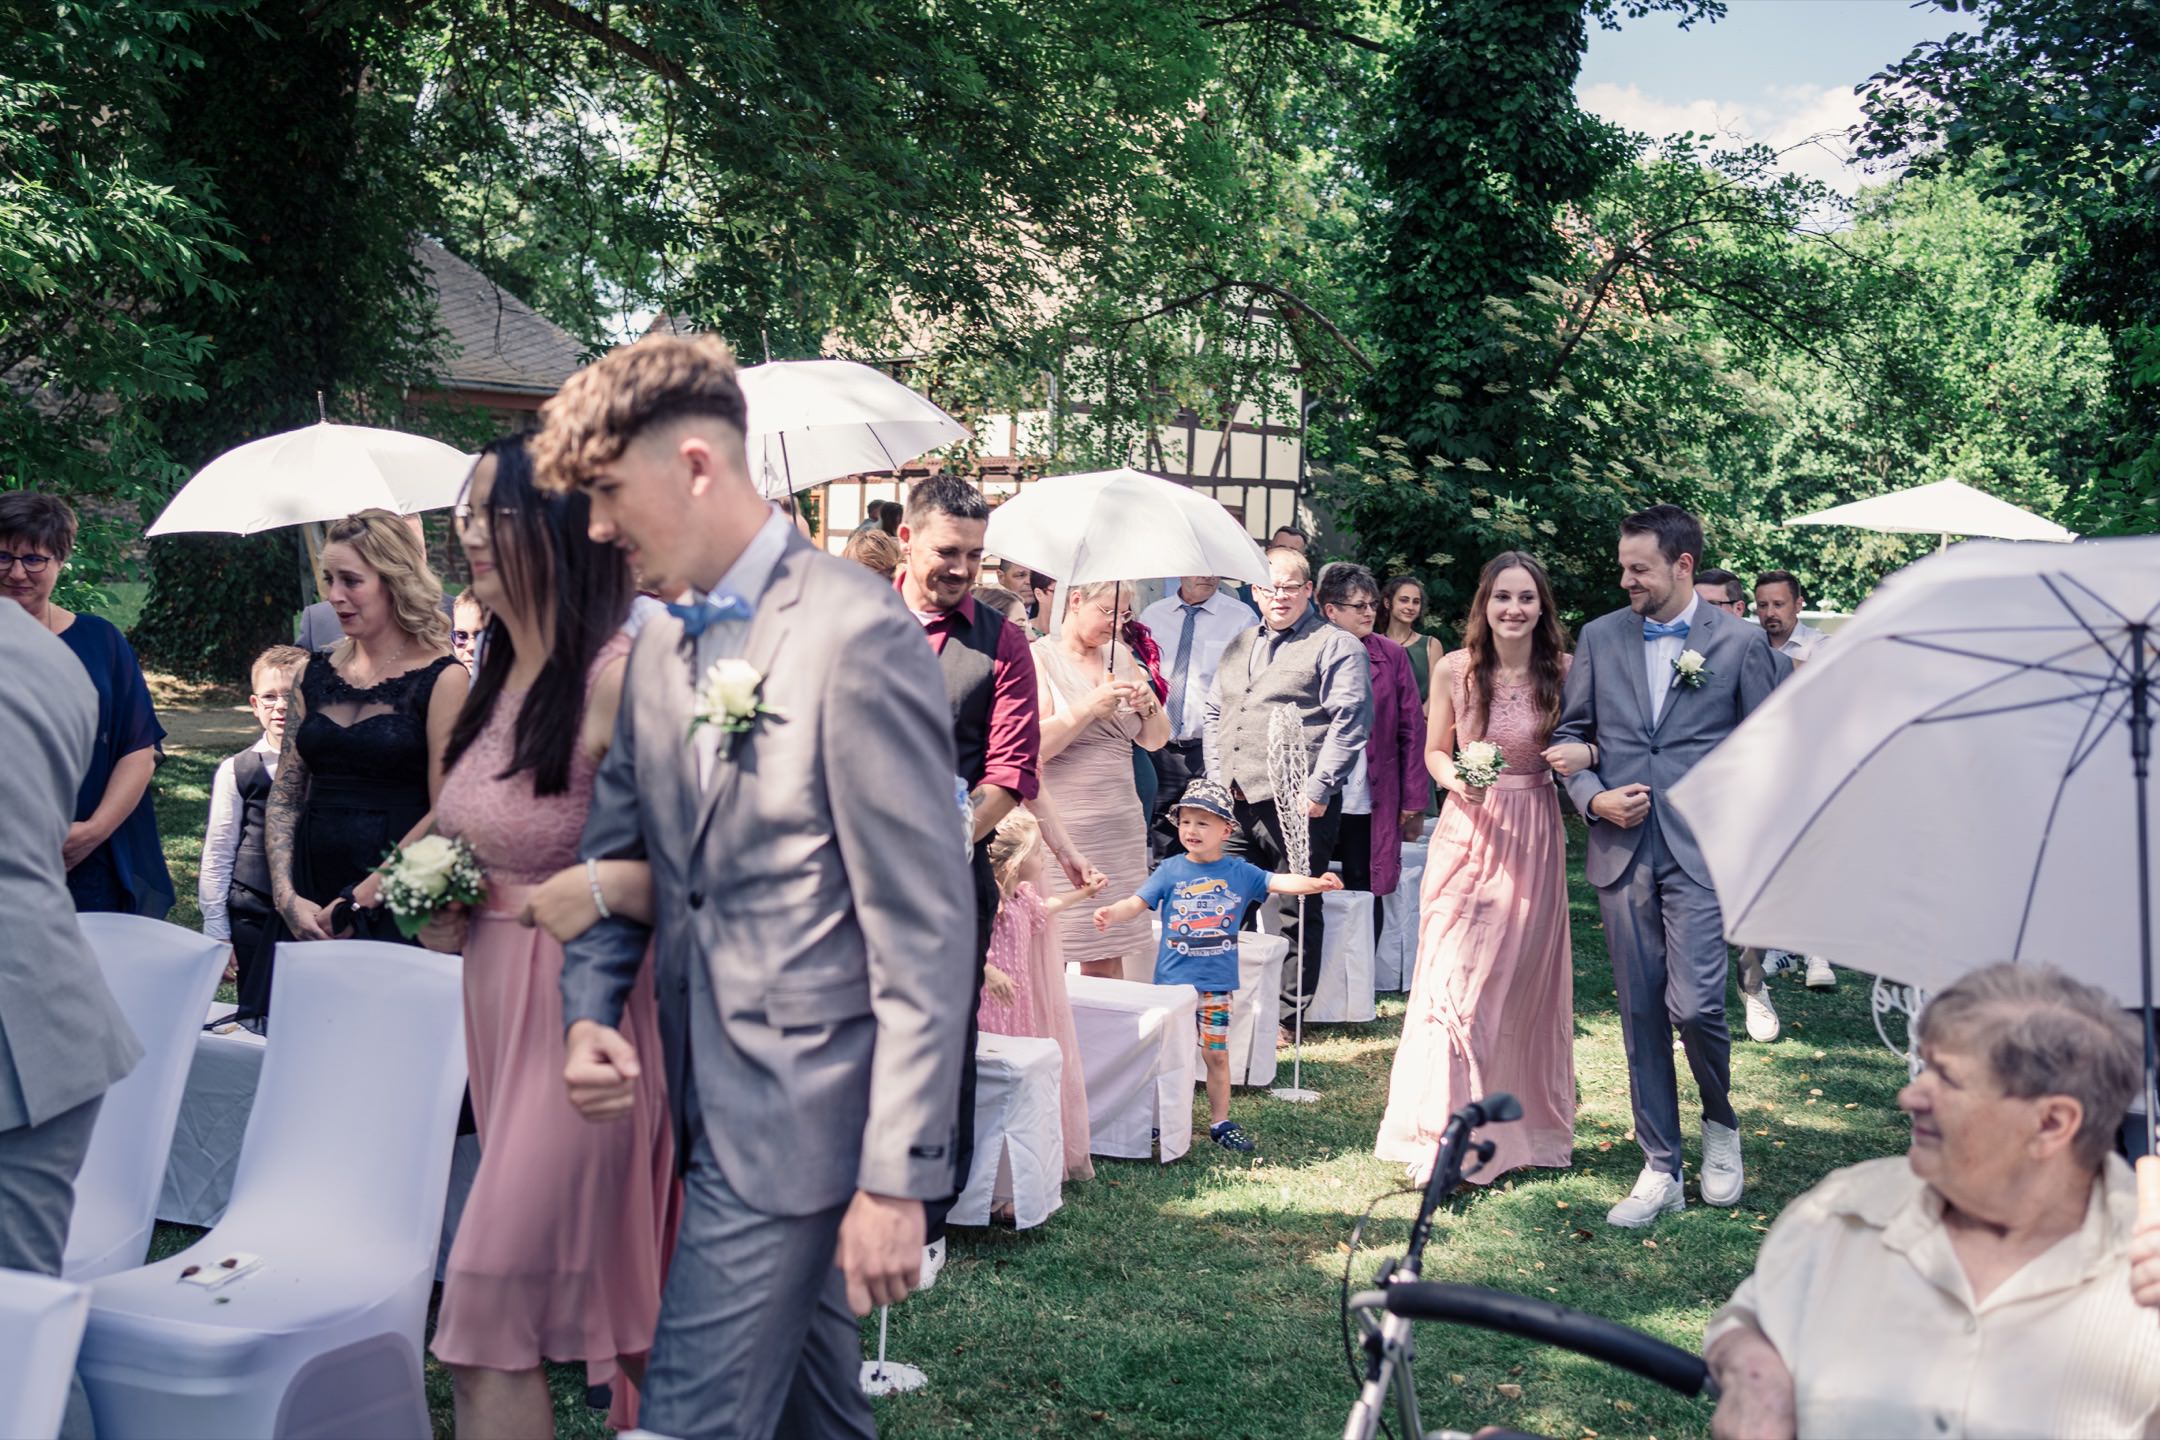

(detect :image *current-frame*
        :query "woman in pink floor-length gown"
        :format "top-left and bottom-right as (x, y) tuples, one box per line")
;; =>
(1377, 551), (1576, 1183)
(422, 437), (674, 1437)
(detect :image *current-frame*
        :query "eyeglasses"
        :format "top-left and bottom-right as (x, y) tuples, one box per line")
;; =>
(1334, 600), (1378, 614)
(252, 692), (291, 711)
(1256, 583), (1309, 599)
(1092, 601), (1135, 625)
(0, 551), (54, 575)
(452, 504), (518, 534)
(452, 629), (478, 646)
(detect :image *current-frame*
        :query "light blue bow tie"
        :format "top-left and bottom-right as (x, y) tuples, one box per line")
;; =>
(667, 591), (753, 639)
(1642, 616), (1691, 640)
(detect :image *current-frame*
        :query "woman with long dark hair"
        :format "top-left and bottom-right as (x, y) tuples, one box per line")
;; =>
(421, 436), (673, 1436)
(1376, 550), (1577, 1183)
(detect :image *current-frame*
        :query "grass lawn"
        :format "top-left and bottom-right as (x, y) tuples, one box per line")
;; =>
(146, 737), (1909, 1440)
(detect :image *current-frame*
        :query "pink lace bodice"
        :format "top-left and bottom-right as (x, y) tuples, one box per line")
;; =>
(1448, 653), (1570, 778)
(435, 635), (630, 886)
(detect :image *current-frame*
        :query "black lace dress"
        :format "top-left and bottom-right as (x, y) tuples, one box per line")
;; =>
(238, 651), (457, 1019)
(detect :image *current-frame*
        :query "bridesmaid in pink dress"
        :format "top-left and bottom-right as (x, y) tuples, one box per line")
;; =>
(977, 807), (1105, 1186)
(1377, 551), (1576, 1183)
(422, 437), (675, 1436)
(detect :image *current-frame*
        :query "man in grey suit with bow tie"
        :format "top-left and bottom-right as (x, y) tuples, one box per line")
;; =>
(541, 334), (973, 1438)
(1552, 505), (1779, 1229)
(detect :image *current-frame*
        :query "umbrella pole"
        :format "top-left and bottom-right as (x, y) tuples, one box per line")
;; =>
(2131, 625), (2160, 1186)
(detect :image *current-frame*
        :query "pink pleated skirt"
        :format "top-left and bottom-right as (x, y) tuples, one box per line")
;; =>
(1375, 773), (1576, 1182)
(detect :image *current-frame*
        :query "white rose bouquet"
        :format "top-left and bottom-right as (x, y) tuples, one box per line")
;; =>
(1454, 739), (1507, 789)
(374, 834), (487, 940)
(1672, 648), (1710, 689)
(691, 657), (780, 740)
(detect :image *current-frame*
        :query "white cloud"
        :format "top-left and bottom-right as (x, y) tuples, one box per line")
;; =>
(1576, 80), (1884, 198)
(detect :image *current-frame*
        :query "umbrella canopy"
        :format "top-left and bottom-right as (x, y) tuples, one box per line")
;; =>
(1668, 535), (2160, 1019)
(982, 467), (1272, 590)
(148, 423), (475, 537)
(1783, 478), (2075, 545)
(736, 359), (969, 500)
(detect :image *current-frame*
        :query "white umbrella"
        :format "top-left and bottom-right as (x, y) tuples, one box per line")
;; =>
(1667, 536), (2160, 1138)
(735, 359), (970, 500)
(1783, 477), (2076, 549)
(982, 467), (1272, 590)
(148, 423), (474, 537)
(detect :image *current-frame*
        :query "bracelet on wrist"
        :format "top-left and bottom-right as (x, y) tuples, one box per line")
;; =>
(586, 858), (612, 920)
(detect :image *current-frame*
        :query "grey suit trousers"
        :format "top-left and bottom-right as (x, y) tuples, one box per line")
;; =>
(0, 1095), (103, 1440)
(1594, 814), (1737, 1178)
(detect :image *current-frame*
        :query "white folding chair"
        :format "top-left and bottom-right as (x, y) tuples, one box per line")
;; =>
(0, 1270), (90, 1440)
(66, 915), (230, 1280)
(79, 941), (468, 1440)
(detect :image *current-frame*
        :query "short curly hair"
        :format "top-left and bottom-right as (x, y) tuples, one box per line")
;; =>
(0, 492), (79, 562)
(531, 333), (748, 495)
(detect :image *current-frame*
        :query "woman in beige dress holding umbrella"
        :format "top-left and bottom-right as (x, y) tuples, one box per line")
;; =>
(1035, 580), (1170, 978)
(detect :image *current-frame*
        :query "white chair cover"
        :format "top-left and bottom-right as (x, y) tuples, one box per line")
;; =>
(0, 1270), (89, 1440)
(1220, 932), (1286, 1087)
(79, 941), (468, 1440)
(1374, 842), (1427, 993)
(154, 1006), (265, 1227)
(1264, 890), (1376, 1022)
(1064, 974), (1197, 1162)
(949, 1035), (1065, 1230)
(66, 916), (229, 1280)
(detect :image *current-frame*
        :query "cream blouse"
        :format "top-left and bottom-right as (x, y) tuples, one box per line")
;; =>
(1707, 1154), (2160, 1439)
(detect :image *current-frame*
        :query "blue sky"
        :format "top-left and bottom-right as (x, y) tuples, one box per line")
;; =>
(1577, 0), (1974, 191)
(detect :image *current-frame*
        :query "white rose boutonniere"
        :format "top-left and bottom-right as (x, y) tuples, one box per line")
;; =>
(1672, 648), (1710, 689)
(692, 657), (780, 741)
(1454, 739), (1507, 789)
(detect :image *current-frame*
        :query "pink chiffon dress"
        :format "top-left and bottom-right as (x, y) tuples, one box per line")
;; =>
(429, 635), (676, 1424)
(1376, 654), (1575, 1182)
(976, 882), (1094, 1182)
(1033, 637), (1154, 977)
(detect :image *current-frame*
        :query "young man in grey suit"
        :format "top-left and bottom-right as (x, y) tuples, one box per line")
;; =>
(1551, 504), (1780, 1228)
(541, 334), (974, 1438)
(0, 598), (143, 1439)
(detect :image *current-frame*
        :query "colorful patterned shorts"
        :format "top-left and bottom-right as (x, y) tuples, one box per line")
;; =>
(1194, 992), (1232, 1052)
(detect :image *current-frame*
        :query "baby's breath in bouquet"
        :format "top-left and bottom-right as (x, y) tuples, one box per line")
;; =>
(1454, 740), (1507, 790)
(375, 834), (487, 939)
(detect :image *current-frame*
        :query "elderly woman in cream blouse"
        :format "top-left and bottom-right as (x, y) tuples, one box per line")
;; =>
(1708, 963), (2160, 1439)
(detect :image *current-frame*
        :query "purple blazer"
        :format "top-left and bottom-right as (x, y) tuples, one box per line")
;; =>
(1361, 633), (1432, 895)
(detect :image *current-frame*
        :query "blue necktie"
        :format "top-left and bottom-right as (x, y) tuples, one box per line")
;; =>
(667, 591), (753, 639)
(1642, 616), (1690, 640)
(1167, 603), (1202, 736)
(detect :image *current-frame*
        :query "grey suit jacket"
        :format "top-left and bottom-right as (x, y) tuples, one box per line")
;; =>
(0, 602), (142, 1131)
(561, 530), (974, 1217)
(1553, 602), (1780, 890)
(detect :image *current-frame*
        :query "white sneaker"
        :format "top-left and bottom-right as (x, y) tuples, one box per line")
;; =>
(1700, 1120), (1744, 1207)
(1805, 956), (1837, 990)
(1762, 949), (1798, 977)
(918, 1237), (946, 1292)
(1606, 1166), (1685, 1228)
(1743, 985), (1781, 1043)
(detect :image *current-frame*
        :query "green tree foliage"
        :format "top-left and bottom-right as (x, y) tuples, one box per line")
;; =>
(0, 1), (241, 601)
(1859, 0), (2160, 534)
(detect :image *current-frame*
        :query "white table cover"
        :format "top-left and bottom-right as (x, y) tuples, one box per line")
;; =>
(1264, 889), (1377, 1022)
(1375, 841), (1427, 992)
(1064, 974), (1197, 1162)
(1144, 922), (1286, 1088)
(949, 1034), (1065, 1230)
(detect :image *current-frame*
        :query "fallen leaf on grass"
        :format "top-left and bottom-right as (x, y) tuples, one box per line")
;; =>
(1450, 1373), (1466, 1385)
(1642, 1238), (1658, 1249)
(1812, 1050), (1826, 1060)
(1496, 1383), (1524, 1399)
(1754, 1129), (1769, 1136)
(1555, 1200), (1569, 1210)
(1808, 1088), (1823, 1097)
(1572, 1228), (1594, 1242)
(1597, 1140), (1613, 1151)
(1615, 1400), (1637, 1412)
(1845, 1103), (1859, 1110)
(1336, 1241), (1352, 1253)
(1752, 1224), (1769, 1232)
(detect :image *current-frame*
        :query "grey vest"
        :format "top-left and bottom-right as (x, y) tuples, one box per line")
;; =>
(1213, 610), (1337, 804)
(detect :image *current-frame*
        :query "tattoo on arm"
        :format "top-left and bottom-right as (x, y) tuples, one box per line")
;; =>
(266, 666), (310, 911)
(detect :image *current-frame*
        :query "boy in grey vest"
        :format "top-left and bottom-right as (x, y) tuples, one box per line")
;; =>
(199, 644), (306, 991)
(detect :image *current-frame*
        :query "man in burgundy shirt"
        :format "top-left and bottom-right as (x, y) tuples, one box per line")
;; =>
(896, 475), (1092, 1250)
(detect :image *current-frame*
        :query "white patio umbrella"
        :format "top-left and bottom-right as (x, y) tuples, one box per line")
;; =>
(1666, 535), (2160, 1144)
(1783, 477), (2075, 550)
(147, 422), (475, 537)
(982, 466), (1273, 591)
(735, 359), (970, 500)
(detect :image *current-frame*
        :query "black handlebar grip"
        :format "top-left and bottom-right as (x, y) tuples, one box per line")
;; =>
(1382, 1282), (1714, 1398)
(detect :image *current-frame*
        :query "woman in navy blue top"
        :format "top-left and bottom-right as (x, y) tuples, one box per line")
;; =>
(0, 494), (173, 919)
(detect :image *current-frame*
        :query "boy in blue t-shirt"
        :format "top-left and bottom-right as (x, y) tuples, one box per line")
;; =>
(1094, 779), (1341, 1152)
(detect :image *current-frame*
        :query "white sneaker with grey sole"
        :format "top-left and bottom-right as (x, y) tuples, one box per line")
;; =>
(1805, 956), (1837, 990)
(1606, 1165), (1685, 1228)
(1743, 984), (1781, 1043)
(1700, 1120), (1745, 1207)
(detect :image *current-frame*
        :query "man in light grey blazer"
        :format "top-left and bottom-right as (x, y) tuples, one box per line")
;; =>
(542, 334), (973, 1439)
(1552, 504), (1779, 1229)
(0, 598), (143, 1438)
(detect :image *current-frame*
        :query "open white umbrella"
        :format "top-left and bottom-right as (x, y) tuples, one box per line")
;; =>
(147, 423), (474, 537)
(1783, 477), (2075, 549)
(982, 467), (1272, 591)
(735, 359), (969, 500)
(1667, 535), (2160, 1141)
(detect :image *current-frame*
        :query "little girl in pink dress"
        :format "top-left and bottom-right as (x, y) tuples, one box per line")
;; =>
(978, 808), (1103, 1185)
